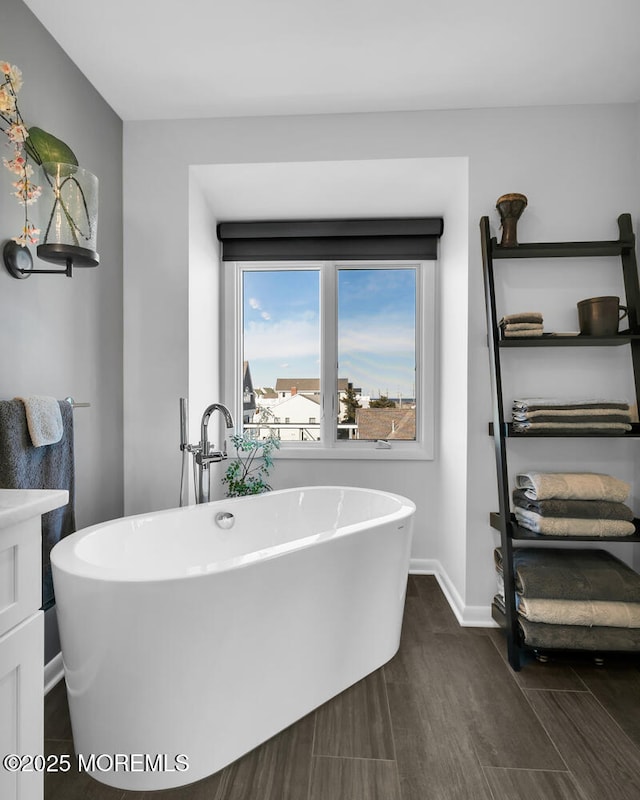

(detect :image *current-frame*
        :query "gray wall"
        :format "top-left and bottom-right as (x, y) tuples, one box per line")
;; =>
(0, 0), (124, 659)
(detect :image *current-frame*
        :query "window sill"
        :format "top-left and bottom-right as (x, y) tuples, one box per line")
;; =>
(272, 445), (433, 461)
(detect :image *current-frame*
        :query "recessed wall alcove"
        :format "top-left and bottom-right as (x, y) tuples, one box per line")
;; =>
(187, 156), (472, 614)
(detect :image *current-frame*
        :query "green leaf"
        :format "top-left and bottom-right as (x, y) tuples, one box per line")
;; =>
(24, 126), (78, 168)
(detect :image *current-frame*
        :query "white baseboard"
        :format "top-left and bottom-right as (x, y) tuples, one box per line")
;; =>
(44, 652), (64, 694)
(410, 558), (496, 627)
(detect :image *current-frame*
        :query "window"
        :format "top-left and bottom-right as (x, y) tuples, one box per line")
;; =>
(223, 259), (436, 459)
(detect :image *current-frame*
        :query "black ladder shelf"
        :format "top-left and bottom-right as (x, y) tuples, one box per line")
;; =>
(480, 213), (640, 671)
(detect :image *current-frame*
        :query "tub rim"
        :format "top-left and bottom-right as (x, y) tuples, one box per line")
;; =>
(51, 485), (415, 583)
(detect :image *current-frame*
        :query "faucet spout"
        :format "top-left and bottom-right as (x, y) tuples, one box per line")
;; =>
(200, 403), (234, 455)
(196, 403), (235, 504)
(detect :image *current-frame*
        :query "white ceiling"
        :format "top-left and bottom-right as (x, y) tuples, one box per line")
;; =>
(23, 0), (640, 122)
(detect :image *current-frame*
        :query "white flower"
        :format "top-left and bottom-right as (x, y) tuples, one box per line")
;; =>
(0, 86), (16, 114)
(0, 62), (22, 92)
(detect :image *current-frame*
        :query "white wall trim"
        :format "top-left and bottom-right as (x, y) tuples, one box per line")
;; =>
(410, 558), (497, 627)
(44, 652), (64, 694)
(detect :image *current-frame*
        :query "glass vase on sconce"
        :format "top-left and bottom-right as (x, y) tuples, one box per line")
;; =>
(34, 161), (99, 269)
(1, 60), (100, 277)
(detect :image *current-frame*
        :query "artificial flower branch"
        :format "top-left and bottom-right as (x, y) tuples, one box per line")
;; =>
(0, 62), (41, 245)
(1, 60), (81, 247)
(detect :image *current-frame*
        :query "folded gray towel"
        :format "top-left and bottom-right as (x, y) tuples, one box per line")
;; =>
(517, 616), (640, 651)
(512, 490), (634, 521)
(499, 312), (543, 325)
(513, 398), (630, 412)
(512, 408), (632, 423)
(493, 547), (640, 601)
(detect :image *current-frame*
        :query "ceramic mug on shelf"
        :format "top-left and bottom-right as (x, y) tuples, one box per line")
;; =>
(577, 296), (628, 336)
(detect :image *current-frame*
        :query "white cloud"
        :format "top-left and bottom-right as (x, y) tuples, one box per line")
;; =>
(338, 315), (414, 355)
(244, 317), (320, 359)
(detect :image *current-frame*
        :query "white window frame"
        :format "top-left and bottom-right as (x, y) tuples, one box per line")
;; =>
(222, 259), (436, 460)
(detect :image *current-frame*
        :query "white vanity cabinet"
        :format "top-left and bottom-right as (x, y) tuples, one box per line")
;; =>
(0, 489), (68, 800)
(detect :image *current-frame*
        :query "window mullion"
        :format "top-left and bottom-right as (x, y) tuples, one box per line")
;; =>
(320, 262), (337, 447)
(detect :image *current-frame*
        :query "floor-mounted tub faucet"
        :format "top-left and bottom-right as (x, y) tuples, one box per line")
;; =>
(196, 403), (235, 504)
(179, 399), (235, 505)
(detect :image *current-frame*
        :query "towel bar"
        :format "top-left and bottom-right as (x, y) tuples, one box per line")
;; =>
(64, 397), (90, 408)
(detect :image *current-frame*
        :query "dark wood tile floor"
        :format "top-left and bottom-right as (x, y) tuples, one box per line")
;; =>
(44, 575), (640, 799)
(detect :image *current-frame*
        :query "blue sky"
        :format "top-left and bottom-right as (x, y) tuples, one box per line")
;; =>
(243, 267), (416, 398)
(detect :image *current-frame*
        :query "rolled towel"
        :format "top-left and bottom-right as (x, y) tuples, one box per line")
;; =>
(515, 472), (630, 502)
(516, 597), (640, 628)
(511, 490), (634, 521)
(514, 508), (635, 537)
(14, 395), (63, 447)
(493, 547), (640, 601)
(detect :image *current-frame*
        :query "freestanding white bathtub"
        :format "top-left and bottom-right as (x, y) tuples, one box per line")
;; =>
(51, 486), (415, 791)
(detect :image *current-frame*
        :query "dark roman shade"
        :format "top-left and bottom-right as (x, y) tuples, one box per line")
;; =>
(217, 218), (444, 261)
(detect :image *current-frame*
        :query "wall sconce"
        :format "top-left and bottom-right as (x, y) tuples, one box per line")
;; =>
(3, 162), (99, 279)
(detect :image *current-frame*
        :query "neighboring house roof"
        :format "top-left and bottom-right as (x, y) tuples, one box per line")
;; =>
(355, 408), (416, 440)
(275, 378), (320, 393)
(275, 377), (350, 393)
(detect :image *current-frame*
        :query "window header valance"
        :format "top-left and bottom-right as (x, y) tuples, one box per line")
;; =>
(217, 217), (444, 261)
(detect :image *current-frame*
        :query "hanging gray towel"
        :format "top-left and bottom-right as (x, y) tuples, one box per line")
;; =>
(0, 399), (76, 610)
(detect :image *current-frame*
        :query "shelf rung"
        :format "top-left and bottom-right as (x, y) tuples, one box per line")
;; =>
(488, 422), (640, 437)
(490, 238), (629, 259)
(498, 333), (640, 347)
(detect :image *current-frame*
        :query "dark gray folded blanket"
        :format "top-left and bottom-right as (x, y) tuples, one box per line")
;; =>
(512, 489), (634, 520)
(513, 399), (630, 412)
(493, 547), (640, 601)
(514, 413), (632, 423)
(517, 616), (640, 651)
(512, 422), (631, 434)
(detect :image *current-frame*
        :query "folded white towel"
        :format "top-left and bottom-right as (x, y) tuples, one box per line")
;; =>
(15, 395), (63, 447)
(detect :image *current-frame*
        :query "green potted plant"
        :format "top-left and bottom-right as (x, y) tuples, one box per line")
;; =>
(222, 432), (280, 497)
